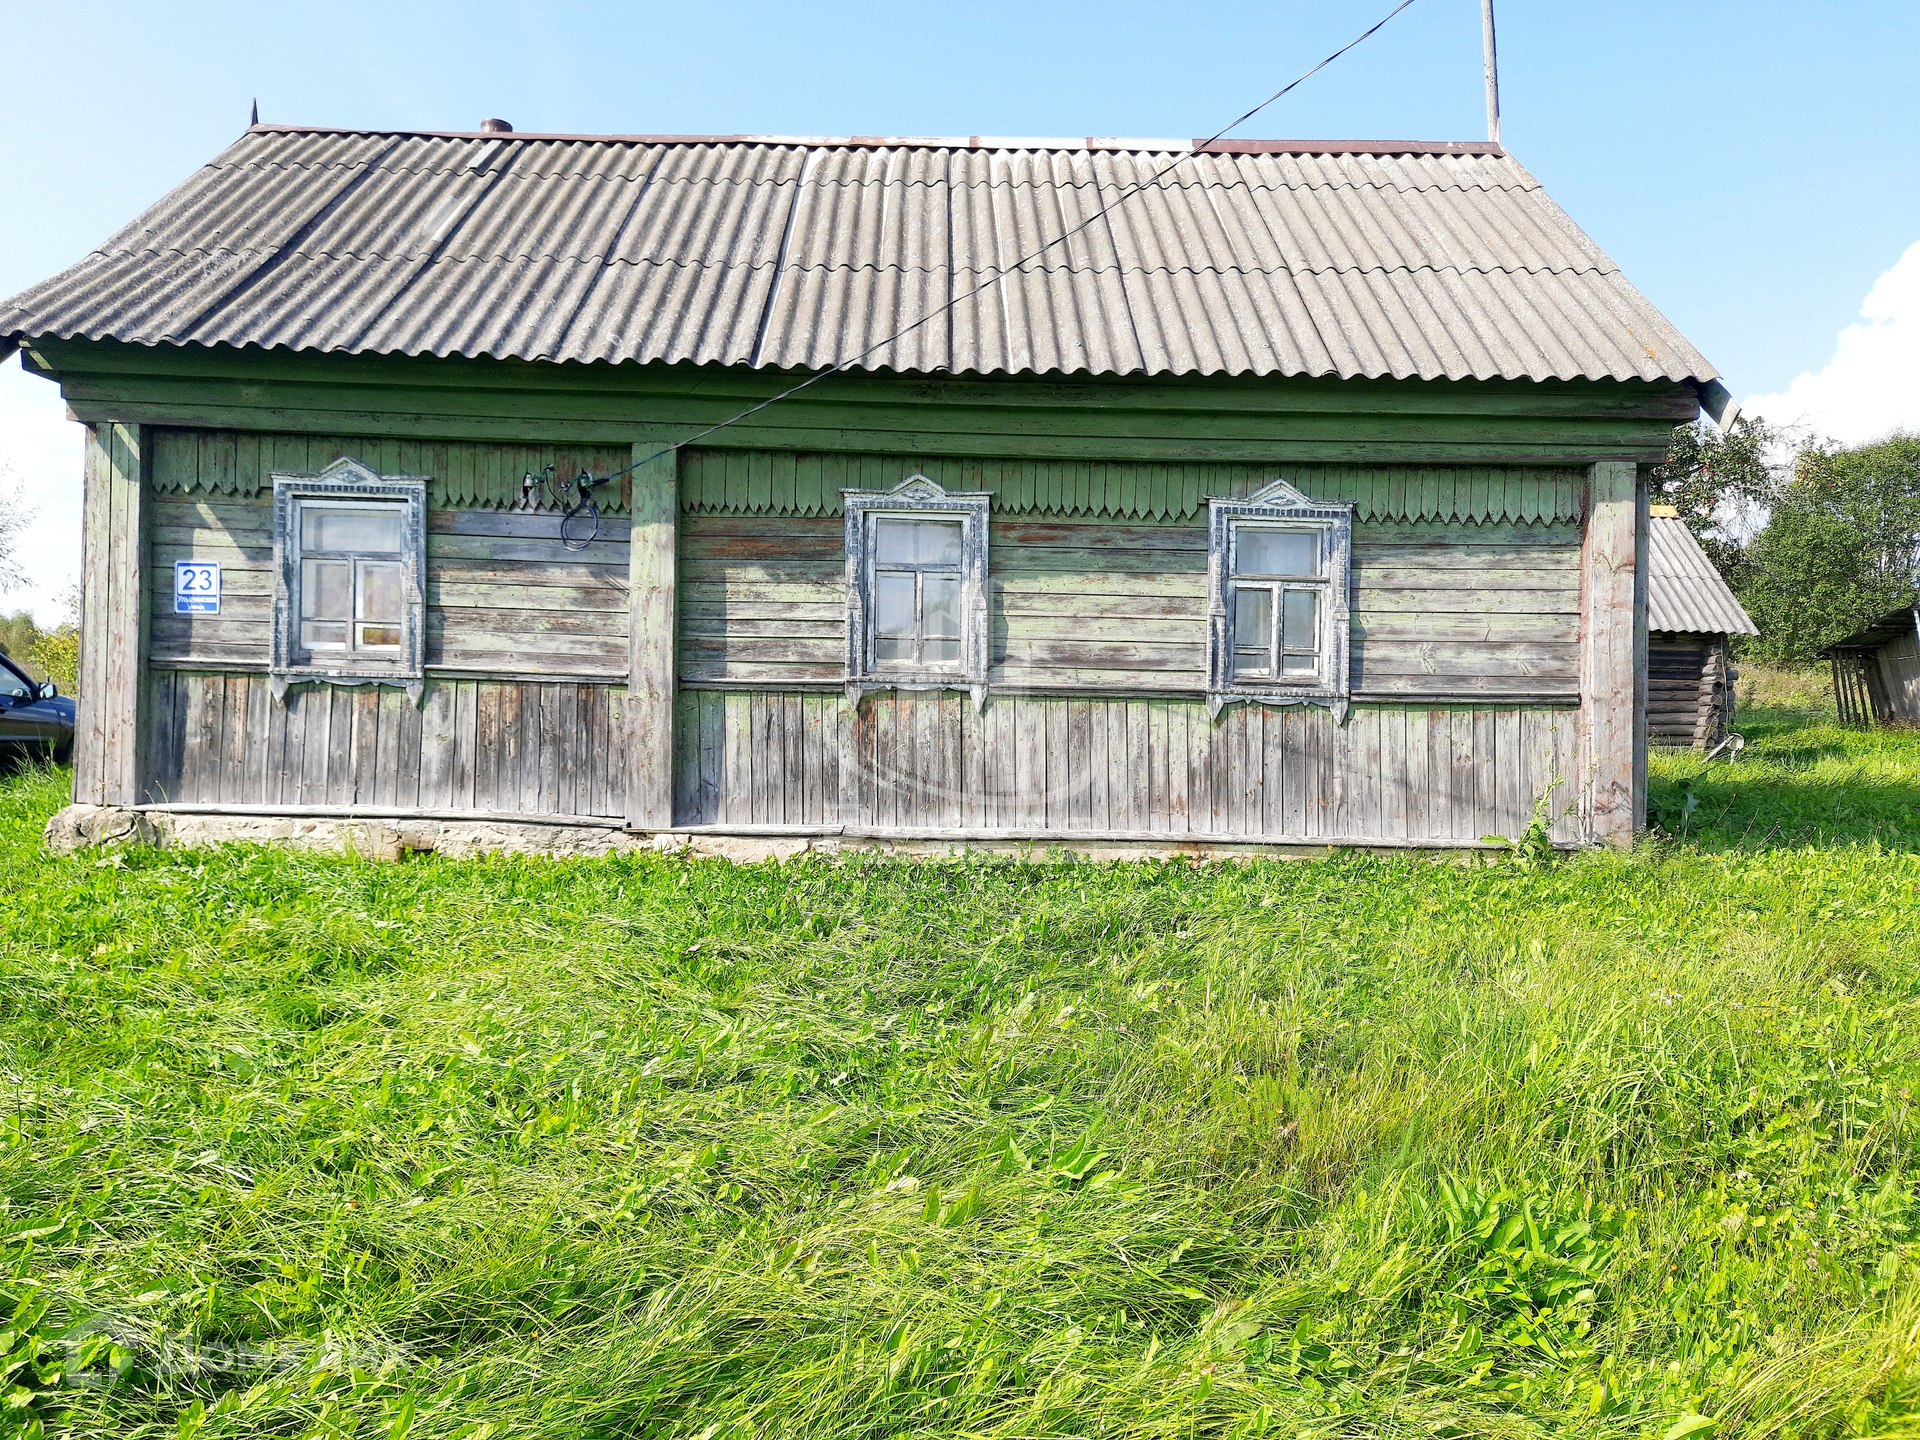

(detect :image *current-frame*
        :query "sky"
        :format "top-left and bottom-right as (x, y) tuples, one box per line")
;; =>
(2, 0), (1918, 624)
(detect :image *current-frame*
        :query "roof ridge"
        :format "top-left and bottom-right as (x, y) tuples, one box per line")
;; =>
(242, 124), (1508, 158)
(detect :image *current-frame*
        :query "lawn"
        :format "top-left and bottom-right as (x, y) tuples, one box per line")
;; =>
(3, 697), (1920, 1438)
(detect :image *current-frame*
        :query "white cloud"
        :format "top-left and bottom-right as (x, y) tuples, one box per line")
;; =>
(0, 359), (87, 627)
(1742, 239), (1920, 445)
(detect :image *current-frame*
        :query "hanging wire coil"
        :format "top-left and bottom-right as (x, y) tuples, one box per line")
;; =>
(523, 465), (608, 551)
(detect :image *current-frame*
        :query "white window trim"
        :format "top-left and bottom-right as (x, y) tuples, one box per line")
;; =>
(270, 456), (428, 704)
(843, 475), (990, 711)
(1206, 477), (1353, 722)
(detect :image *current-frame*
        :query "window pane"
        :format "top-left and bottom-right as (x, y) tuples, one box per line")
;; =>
(357, 624), (402, 649)
(1235, 528), (1318, 577)
(301, 621), (349, 649)
(1282, 589), (1319, 651)
(922, 638), (960, 662)
(1233, 586), (1272, 651)
(1232, 587), (1272, 677)
(303, 505), (404, 554)
(923, 575), (961, 640)
(357, 562), (403, 621)
(301, 559), (352, 620)
(875, 517), (962, 566)
(874, 637), (913, 661)
(875, 574), (916, 638)
(1281, 653), (1318, 676)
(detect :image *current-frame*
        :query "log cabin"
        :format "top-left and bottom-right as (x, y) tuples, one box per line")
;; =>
(1645, 506), (1756, 749)
(0, 124), (1727, 857)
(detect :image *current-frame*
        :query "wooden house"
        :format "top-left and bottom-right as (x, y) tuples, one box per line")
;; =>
(1645, 506), (1756, 748)
(0, 125), (1726, 857)
(1826, 605), (1920, 726)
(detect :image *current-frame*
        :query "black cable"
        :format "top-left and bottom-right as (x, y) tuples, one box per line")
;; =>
(519, 464), (606, 551)
(553, 0), (1422, 498)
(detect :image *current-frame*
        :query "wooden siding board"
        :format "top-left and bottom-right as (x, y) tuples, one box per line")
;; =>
(646, 689), (1579, 846)
(1579, 460), (1641, 845)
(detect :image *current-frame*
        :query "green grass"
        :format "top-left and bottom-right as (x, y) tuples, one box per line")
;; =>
(1649, 705), (1920, 851)
(3, 712), (1920, 1440)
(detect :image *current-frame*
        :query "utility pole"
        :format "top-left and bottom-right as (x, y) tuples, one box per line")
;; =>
(1481, 0), (1501, 145)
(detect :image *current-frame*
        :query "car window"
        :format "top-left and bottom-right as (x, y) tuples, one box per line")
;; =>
(0, 655), (34, 700)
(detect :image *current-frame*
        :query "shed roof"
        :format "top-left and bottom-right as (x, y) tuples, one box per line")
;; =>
(1648, 514), (1757, 636)
(1823, 604), (1920, 654)
(0, 126), (1717, 386)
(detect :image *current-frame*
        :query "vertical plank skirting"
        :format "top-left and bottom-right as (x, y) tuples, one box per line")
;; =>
(669, 689), (1579, 844)
(143, 671), (1581, 845)
(628, 438), (678, 829)
(76, 423), (148, 806)
(1578, 460), (1642, 847)
(142, 673), (628, 817)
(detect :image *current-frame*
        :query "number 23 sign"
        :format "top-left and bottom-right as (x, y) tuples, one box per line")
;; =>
(174, 560), (221, 615)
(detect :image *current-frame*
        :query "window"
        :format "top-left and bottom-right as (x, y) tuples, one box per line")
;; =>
(1207, 478), (1352, 720)
(844, 475), (989, 709)
(270, 456), (427, 702)
(298, 503), (407, 654)
(1229, 526), (1325, 681)
(872, 517), (965, 667)
(0, 656), (33, 701)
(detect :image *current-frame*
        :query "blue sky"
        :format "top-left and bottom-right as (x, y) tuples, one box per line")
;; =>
(3, 0), (1918, 622)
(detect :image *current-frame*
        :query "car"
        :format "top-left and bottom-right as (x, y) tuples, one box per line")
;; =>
(0, 651), (74, 764)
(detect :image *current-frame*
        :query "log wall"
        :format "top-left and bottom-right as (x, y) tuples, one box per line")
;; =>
(1647, 634), (1730, 748)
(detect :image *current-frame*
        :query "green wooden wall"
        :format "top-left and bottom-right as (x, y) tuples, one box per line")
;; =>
(27, 338), (1698, 467)
(678, 450), (1586, 524)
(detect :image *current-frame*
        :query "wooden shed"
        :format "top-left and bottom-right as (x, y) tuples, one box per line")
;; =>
(0, 125), (1724, 856)
(1826, 605), (1920, 726)
(1645, 506), (1757, 748)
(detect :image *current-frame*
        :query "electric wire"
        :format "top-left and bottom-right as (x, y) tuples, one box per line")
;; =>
(535, 0), (1422, 542)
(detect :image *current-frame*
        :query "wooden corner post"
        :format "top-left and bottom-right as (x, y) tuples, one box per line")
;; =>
(626, 437), (678, 830)
(75, 422), (149, 808)
(1579, 459), (1645, 846)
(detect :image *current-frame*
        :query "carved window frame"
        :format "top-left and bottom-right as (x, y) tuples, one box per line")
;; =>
(843, 475), (991, 710)
(1206, 478), (1353, 722)
(270, 456), (429, 703)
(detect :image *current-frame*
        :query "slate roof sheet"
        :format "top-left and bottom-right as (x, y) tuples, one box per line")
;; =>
(1648, 514), (1758, 636)
(0, 127), (1717, 384)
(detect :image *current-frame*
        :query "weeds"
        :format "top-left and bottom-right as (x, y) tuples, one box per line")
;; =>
(0, 718), (1918, 1437)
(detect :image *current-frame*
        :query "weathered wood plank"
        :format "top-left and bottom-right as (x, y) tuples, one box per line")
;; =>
(1579, 460), (1641, 846)
(627, 439), (678, 829)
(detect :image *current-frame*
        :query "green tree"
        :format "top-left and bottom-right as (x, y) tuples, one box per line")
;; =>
(1648, 414), (1782, 576)
(0, 610), (41, 675)
(31, 585), (81, 690)
(1739, 432), (1920, 662)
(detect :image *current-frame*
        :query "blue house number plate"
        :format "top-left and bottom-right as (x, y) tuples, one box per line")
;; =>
(174, 560), (221, 614)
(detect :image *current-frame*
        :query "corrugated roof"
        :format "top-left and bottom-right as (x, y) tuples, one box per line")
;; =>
(1824, 604), (1920, 654)
(1648, 515), (1757, 636)
(0, 126), (1718, 385)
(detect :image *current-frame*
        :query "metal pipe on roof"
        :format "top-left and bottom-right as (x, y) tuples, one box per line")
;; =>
(1481, 0), (1501, 146)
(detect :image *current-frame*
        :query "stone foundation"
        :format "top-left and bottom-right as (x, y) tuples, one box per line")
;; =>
(41, 804), (1400, 864)
(44, 805), (652, 860)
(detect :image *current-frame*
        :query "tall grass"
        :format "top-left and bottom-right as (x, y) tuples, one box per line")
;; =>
(3, 727), (1920, 1438)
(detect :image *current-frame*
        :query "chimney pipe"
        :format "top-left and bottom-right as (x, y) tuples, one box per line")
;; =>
(480, 117), (514, 134)
(1480, 0), (1501, 146)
